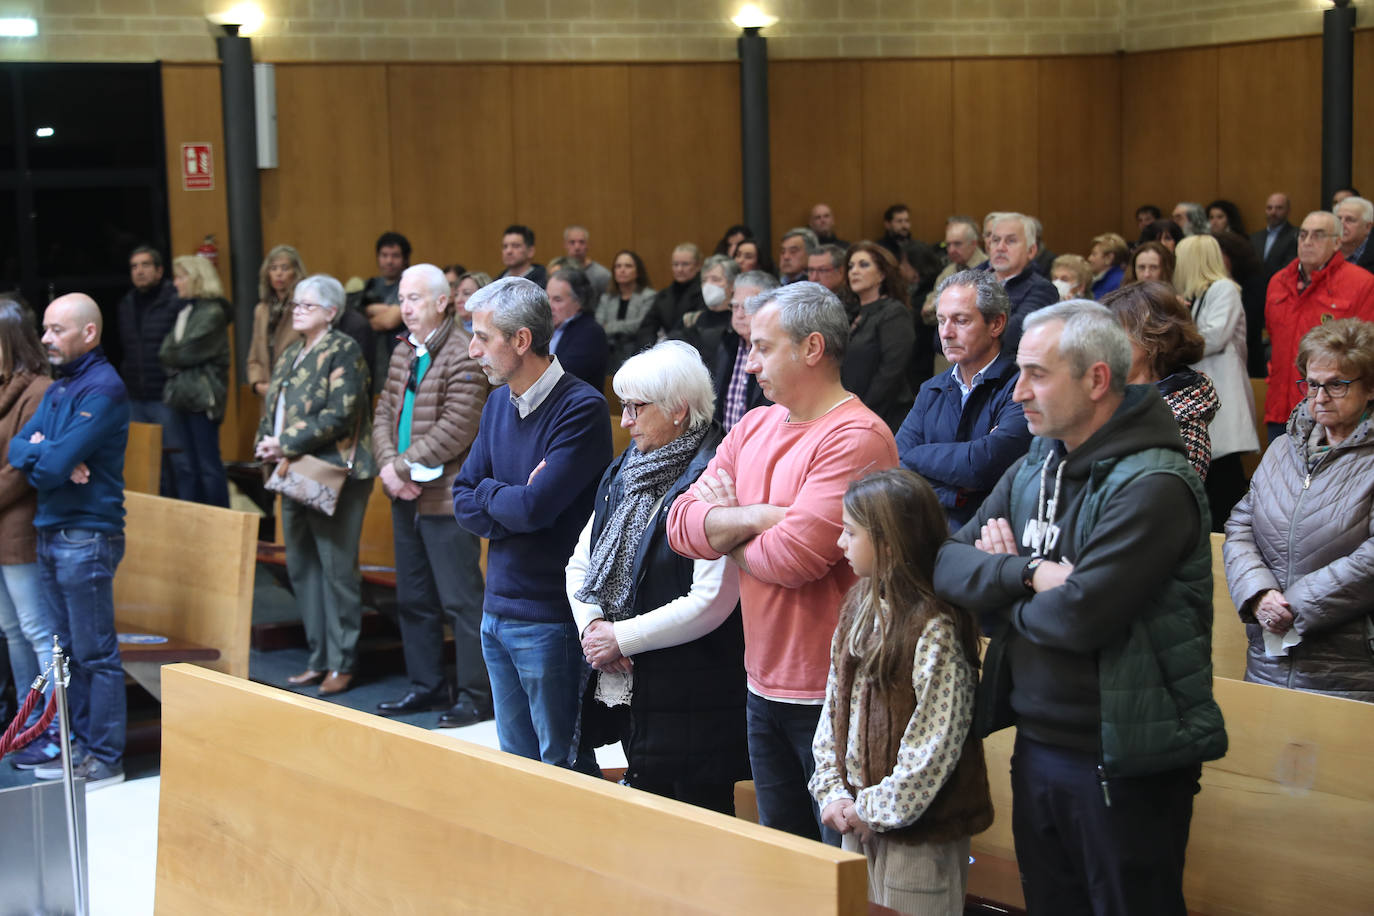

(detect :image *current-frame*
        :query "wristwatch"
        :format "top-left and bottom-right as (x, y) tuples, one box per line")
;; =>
(1022, 557), (1044, 593)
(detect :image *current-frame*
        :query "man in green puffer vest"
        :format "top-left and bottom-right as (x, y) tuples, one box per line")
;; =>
(933, 300), (1227, 916)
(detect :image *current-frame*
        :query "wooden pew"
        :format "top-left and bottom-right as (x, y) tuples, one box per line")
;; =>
(968, 678), (1374, 915)
(125, 421), (162, 495)
(155, 665), (868, 915)
(113, 491), (257, 697)
(1210, 531), (1250, 682)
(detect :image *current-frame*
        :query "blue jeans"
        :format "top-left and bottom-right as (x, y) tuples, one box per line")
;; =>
(480, 613), (594, 773)
(36, 528), (126, 766)
(166, 409), (229, 507)
(129, 399), (176, 498)
(0, 562), (51, 725)
(745, 691), (838, 844)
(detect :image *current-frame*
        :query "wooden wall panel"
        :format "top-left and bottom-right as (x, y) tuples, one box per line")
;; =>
(1217, 37), (1322, 232)
(951, 59), (1040, 235)
(1351, 29), (1374, 203)
(768, 61), (863, 255)
(858, 60), (954, 245)
(259, 64), (393, 283)
(508, 65), (634, 279)
(387, 64), (515, 273)
(1037, 56), (1121, 255)
(628, 63), (742, 281)
(1120, 48), (1218, 233)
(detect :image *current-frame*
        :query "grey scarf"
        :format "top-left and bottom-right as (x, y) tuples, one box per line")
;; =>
(575, 422), (709, 621)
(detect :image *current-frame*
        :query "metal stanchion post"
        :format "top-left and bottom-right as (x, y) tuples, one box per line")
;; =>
(51, 636), (87, 916)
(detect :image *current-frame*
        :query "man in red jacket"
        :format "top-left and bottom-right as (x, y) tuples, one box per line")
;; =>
(1264, 210), (1374, 442)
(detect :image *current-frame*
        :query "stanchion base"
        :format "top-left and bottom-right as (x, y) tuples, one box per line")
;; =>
(0, 778), (88, 914)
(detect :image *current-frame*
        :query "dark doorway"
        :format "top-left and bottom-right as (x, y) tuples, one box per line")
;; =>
(0, 62), (170, 369)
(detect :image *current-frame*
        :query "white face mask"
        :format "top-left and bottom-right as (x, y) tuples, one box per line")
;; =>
(701, 282), (727, 309)
(1052, 278), (1075, 300)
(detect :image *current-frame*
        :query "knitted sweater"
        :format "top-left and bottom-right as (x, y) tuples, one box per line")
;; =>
(453, 370), (612, 623)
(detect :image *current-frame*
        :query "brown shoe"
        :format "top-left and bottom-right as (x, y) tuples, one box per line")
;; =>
(318, 671), (353, 696)
(287, 669), (325, 686)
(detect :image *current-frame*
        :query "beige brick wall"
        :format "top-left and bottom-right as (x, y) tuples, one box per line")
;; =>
(0, 0), (1359, 62)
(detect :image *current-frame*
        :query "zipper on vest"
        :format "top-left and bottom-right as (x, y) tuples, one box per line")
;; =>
(1097, 764), (1112, 807)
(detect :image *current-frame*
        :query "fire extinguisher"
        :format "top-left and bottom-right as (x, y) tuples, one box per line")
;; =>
(196, 234), (218, 267)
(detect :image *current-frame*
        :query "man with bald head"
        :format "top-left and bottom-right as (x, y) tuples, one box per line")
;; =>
(1263, 210), (1374, 441)
(10, 293), (130, 790)
(808, 203), (847, 248)
(1250, 192), (1299, 279)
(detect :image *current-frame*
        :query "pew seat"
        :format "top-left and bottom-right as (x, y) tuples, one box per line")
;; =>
(112, 491), (257, 699)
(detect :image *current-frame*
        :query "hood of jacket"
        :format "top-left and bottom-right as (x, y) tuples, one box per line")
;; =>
(1053, 383), (1187, 479)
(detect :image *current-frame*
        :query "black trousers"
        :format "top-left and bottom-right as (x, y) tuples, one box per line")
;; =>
(391, 499), (490, 709)
(1011, 734), (1199, 916)
(1204, 451), (1249, 533)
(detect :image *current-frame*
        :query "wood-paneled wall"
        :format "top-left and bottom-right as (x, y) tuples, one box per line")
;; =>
(164, 32), (1367, 313)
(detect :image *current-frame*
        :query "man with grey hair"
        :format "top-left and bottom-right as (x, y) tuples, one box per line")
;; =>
(778, 227), (818, 284)
(713, 269), (779, 430)
(934, 300), (1226, 916)
(562, 224), (611, 298)
(983, 212), (1058, 355)
(1171, 202), (1208, 238)
(805, 244), (846, 294)
(374, 264), (492, 726)
(669, 281), (898, 843)
(452, 276), (612, 770)
(923, 216), (987, 320)
(1335, 196), (1374, 273)
(897, 270), (1030, 530)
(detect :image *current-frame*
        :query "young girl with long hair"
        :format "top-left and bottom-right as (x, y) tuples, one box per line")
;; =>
(810, 468), (993, 916)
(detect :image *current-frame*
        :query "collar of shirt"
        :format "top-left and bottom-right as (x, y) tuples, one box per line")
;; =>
(510, 356), (565, 418)
(1351, 234), (1370, 264)
(951, 352), (999, 404)
(406, 325), (438, 357)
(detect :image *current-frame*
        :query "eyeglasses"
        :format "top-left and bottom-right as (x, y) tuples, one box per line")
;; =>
(291, 300), (324, 313)
(620, 400), (653, 420)
(1297, 229), (1332, 242)
(1297, 377), (1361, 399)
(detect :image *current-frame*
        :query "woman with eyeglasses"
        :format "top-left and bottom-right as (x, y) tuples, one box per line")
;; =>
(565, 340), (748, 814)
(1174, 234), (1259, 530)
(1223, 318), (1374, 702)
(254, 274), (376, 697)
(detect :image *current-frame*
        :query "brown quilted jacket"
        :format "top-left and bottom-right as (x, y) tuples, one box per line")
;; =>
(372, 316), (489, 516)
(1223, 404), (1374, 702)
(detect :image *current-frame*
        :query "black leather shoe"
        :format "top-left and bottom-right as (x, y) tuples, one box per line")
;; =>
(437, 699), (494, 729)
(376, 687), (449, 715)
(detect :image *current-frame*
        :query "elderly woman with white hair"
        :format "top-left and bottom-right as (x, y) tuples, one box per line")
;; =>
(255, 274), (376, 697)
(566, 339), (749, 814)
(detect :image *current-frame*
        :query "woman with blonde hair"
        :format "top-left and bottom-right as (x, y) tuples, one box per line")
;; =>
(247, 245), (307, 402)
(1050, 254), (1093, 300)
(1174, 234), (1259, 528)
(161, 254), (232, 506)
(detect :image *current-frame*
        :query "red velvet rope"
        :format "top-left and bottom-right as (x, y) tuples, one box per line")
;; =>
(0, 688), (58, 758)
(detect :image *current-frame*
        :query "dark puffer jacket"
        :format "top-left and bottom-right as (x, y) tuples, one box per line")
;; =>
(117, 278), (180, 401)
(1223, 404), (1374, 702)
(584, 424), (750, 786)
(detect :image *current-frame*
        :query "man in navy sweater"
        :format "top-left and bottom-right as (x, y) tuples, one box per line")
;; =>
(11, 293), (130, 791)
(453, 277), (611, 771)
(896, 270), (1031, 531)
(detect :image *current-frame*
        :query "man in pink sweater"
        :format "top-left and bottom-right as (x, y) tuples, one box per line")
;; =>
(668, 282), (897, 842)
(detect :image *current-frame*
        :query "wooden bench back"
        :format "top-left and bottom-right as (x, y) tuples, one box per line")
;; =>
(969, 678), (1374, 914)
(113, 492), (257, 679)
(1210, 531), (1250, 681)
(155, 665), (867, 915)
(125, 421), (162, 495)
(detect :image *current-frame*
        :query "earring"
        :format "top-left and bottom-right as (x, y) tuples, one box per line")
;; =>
(673, 419), (681, 425)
